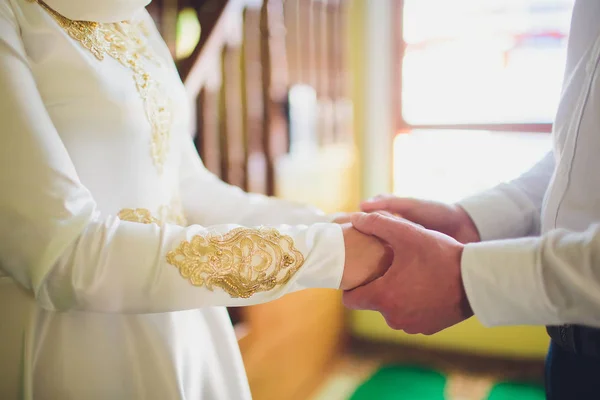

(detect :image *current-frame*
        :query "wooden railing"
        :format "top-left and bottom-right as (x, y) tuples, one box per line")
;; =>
(150, 0), (351, 194)
(148, 1), (352, 398)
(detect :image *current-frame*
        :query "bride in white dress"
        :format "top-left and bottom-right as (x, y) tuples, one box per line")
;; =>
(0, 0), (390, 398)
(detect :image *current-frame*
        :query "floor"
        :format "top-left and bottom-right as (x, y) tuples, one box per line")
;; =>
(309, 340), (545, 400)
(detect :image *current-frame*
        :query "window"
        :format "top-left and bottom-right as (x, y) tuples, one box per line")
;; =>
(393, 0), (575, 202)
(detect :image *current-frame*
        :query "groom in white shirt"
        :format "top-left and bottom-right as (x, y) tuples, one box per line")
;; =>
(344, 1), (600, 398)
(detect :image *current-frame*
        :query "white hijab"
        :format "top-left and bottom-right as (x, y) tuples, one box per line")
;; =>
(42, 0), (151, 22)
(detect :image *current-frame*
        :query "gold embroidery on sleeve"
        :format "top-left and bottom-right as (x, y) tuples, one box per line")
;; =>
(166, 228), (305, 298)
(32, 1), (172, 173)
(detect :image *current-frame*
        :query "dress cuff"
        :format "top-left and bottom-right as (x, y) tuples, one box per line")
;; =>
(461, 238), (558, 326)
(294, 223), (345, 290)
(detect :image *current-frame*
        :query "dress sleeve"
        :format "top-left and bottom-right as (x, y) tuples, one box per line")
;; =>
(0, 1), (345, 313)
(178, 132), (336, 227)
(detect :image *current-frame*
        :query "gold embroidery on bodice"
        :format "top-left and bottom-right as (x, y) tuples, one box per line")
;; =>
(166, 228), (305, 298)
(31, 0), (172, 173)
(118, 198), (188, 226)
(117, 208), (158, 225)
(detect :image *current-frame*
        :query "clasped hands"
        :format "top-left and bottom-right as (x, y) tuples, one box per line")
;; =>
(335, 196), (480, 335)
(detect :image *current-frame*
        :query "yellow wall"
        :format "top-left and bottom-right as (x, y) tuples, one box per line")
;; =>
(352, 311), (549, 360)
(347, 0), (367, 208)
(346, 0), (549, 361)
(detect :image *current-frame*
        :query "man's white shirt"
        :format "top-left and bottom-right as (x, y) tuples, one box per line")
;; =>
(460, 0), (600, 328)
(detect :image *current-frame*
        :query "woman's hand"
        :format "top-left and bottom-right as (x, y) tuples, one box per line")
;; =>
(338, 223), (393, 290)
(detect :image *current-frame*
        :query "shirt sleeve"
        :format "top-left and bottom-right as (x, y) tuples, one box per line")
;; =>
(457, 152), (555, 241)
(178, 132), (337, 227)
(0, 2), (344, 314)
(462, 224), (600, 328)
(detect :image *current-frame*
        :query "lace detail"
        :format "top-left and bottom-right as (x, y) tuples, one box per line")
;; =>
(118, 199), (187, 226)
(117, 208), (159, 225)
(32, 0), (172, 173)
(166, 228), (305, 298)
(158, 197), (188, 226)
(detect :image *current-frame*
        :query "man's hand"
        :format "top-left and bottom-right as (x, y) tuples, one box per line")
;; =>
(333, 210), (396, 225)
(339, 223), (393, 290)
(343, 213), (473, 335)
(360, 195), (481, 244)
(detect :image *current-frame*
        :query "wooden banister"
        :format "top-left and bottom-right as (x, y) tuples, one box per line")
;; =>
(243, 8), (268, 194)
(147, 3), (354, 398)
(181, 0), (260, 95)
(260, 0), (288, 195)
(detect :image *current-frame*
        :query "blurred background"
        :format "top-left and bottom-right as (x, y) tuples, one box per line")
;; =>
(148, 0), (574, 398)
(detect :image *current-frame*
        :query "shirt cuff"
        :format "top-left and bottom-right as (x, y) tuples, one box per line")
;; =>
(461, 238), (558, 327)
(458, 184), (537, 241)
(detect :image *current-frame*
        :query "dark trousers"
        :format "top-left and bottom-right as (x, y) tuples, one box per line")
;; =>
(545, 341), (600, 399)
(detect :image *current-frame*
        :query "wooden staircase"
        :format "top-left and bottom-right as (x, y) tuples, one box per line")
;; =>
(148, 1), (353, 398)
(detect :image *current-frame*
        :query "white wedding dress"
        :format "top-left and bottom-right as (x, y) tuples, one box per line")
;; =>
(0, 0), (345, 398)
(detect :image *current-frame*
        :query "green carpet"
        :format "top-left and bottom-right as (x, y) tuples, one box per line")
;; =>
(349, 365), (545, 400)
(488, 382), (545, 400)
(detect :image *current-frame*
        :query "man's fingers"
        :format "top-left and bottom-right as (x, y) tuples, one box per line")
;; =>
(361, 195), (418, 214)
(360, 194), (396, 212)
(351, 212), (405, 244)
(374, 210), (396, 218)
(332, 214), (353, 224)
